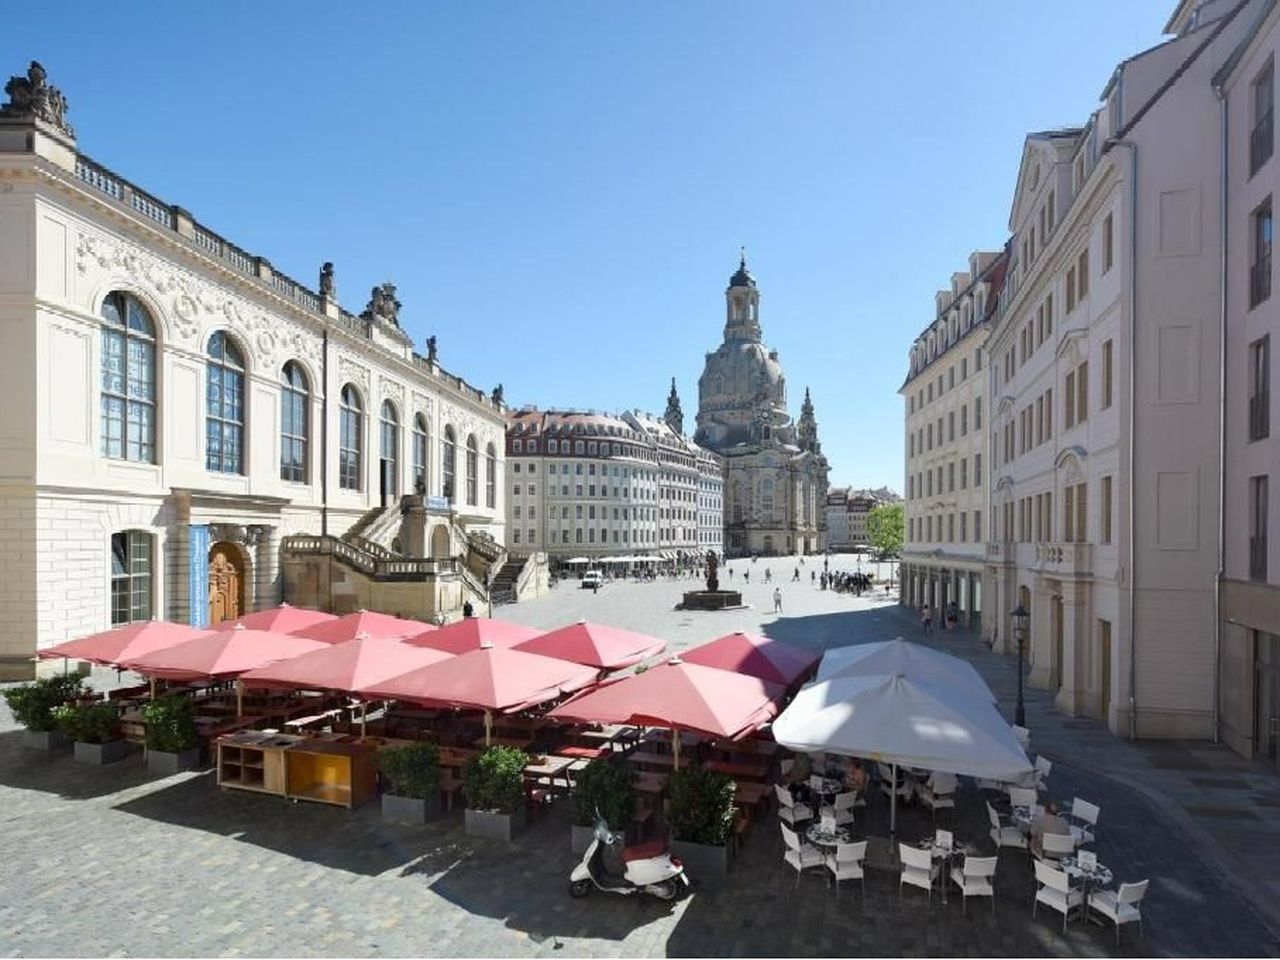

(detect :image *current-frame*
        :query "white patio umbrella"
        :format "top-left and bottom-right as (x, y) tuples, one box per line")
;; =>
(564, 557), (590, 565)
(816, 637), (995, 703)
(773, 672), (1031, 834)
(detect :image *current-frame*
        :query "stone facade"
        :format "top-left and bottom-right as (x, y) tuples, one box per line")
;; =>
(695, 256), (828, 557)
(0, 64), (506, 676)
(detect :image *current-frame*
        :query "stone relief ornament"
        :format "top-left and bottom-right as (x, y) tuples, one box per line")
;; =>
(361, 283), (401, 327)
(412, 391), (434, 417)
(380, 376), (406, 410)
(338, 356), (371, 395)
(1, 61), (74, 138)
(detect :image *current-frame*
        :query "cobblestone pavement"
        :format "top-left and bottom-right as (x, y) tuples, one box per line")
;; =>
(2, 555), (1277, 956)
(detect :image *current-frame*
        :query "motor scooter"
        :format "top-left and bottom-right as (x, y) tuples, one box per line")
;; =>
(569, 817), (688, 900)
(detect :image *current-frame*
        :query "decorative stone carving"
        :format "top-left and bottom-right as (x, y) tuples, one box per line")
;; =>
(412, 391), (434, 417)
(319, 262), (335, 298)
(1, 62), (74, 138)
(380, 376), (406, 411)
(491, 383), (504, 405)
(361, 283), (401, 327)
(337, 355), (370, 395)
(426, 335), (438, 364)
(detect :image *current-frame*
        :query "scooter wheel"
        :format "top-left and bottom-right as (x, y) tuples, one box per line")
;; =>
(654, 880), (679, 901)
(569, 879), (592, 898)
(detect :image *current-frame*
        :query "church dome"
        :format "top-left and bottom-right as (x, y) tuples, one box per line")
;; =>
(729, 259), (756, 289)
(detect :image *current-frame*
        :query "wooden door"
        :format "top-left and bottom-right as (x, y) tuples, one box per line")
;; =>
(208, 542), (245, 626)
(1099, 619), (1112, 720)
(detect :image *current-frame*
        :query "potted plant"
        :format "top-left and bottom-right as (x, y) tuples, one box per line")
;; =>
(667, 766), (736, 880)
(463, 745), (528, 841)
(571, 758), (634, 853)
(3, 674), (87, 752)
(378, 742), (442, 823)
(142, 695), (201, 773)
(54, 701), (130, 765)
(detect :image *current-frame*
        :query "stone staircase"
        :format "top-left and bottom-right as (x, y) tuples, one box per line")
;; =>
(341, 502), (402, 553)
(489, 555), (527, 605)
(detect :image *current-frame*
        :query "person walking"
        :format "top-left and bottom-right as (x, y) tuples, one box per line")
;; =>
(462, 600), (474, 618)
(921, 603), (933, 635)
(810, 570), (816, 585)
(773, 587), (783, 613)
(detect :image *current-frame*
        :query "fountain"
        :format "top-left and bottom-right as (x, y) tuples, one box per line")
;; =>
(678, 550), (744, 611)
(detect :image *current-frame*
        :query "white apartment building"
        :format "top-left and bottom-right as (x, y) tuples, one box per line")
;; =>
(696, 446), (726, 557)
(0, 64), (507, 676)
(504, 408), (722, 562)
(825, 486), (900, 551)
(1215, 2), (1280, 764)
(981, 0), (1258, 739)
(900, 251), (1005, 627)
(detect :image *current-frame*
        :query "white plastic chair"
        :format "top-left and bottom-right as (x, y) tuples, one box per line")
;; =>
(1011, 724), (1031, 748)
(1008, 786), (1038, 809)
(950, 854), (998, 914)
(918, 772), (957, 818)
(898, 842), (938, 903)
(1069, 797), (1100, 844)
(1033, 755), (1053, 790)
(987, 801), (1027, 856)
(809, 774), (827, 795)
(1033, 859), (1083, 932)
(780, 824), (824, 886)
(823, 791), (858, 826)
(1039, 831), (1075, 862)
(825, 840), (867, 898)
(774, 783), (813, 826)
(879, 765), (911, 803)
(779, 758), (794, 779)
(1088, 879), (1148, 946)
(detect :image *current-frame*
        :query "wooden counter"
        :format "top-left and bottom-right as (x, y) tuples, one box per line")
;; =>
(215, 732), (377, 809)
(216, 732), (301, 797)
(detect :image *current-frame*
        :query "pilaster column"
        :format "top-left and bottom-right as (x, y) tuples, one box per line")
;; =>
(1055, 581), (1087, 716)
(1028, 579), (1054, 689)
(249, 525), (279, 612)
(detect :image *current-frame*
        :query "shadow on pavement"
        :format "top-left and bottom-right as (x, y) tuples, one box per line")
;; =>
(0, 729), (167, 799)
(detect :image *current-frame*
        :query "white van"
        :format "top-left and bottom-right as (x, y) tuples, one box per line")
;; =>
(581, 570), (603, 589)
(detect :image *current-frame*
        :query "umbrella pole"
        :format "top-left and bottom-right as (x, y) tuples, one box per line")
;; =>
(149, 677), (156, 701)
(360, 701), (367, 738)
(891, 762), (898, 837)
(236, 680), (244, 718)
(673, 727), (680, 770)
(484, 710), (492, 747)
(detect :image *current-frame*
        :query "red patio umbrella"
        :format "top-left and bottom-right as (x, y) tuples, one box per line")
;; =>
(548, 657), (784, 767)
(239, 635), (453, 693)
(222, 603), (337, 634)
(679, 631), (819, 687)
(37, 621), (214, 667)
(121, 624), (328, 683)
(513, 619), (665, 670)
(290, 609), (433, 644)
(358, 645), (599, 744)
(401, 617), (541, 655)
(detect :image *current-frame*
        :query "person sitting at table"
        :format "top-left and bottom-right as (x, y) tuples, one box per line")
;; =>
(842, 759), (867, 793)
(784, 751), (813, 803)
(1029, 800), (1071, 858)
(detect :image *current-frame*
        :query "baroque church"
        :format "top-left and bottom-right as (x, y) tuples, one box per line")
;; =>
(693, 255), (829, 557)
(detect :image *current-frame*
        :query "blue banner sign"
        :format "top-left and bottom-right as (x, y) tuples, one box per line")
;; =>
(189, 524), (210, 628)
(426, 495), (449, 511)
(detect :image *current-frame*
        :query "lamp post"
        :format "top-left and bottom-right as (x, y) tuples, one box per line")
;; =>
(1011, 602), (1029, 727)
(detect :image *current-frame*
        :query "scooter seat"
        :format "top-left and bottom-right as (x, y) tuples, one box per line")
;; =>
(622, 840), (667, 863)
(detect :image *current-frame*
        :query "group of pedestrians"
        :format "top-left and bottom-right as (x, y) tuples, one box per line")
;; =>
(919, 600), (960, 634)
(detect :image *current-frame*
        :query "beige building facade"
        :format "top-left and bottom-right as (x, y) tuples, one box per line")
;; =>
(0, 64), (507, 677)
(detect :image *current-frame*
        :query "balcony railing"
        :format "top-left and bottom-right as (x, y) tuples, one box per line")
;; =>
(1032, 541), (1093, 578)
(1251, 535), (1269, 582)
(1250, 391), (1271, 441)
(1251, 254), (1272, 308)
(1252, 109), (1273, 176)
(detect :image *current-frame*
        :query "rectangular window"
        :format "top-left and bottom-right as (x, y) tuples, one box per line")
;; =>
(1065, 371), (1076, 429)
(1103, 214), (1114, 273)
(1102, 340), (1114, 409)
(975, 396), (982, 430)
(1035, 396), (1044, 446)
(974, 510), (982, 541)
(1252, 60), (1274, 176)
(974, 453), (982, 486)
(110, 531), (152, 625)
(1077, 361), (1089, 423)
(948, 514), (955, 542)
(948, 411), (955, 442)
(1101, 475), (1113, 544)
(1253, 197), (1273, 308)
(1250, 335), (1271, 441)
(512, 529), (521, 544)
(1075, 482), (1088, 542)
(1066, 266), (1077, 312)
(1077, 249), (1089, 301)
(1045, 294), (1053, 337)
(960, 458), (967, 490)
(961, 405), (968, 435)
(1045, 388), (1053, 440)
(948, 462), (955, 492)
(1250, 475), (1269, 581)
(1064, 486), (1075, 543)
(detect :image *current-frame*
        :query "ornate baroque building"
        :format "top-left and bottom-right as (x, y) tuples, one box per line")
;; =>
(0, 64), (510, 676)
(695, 256), (828, 556)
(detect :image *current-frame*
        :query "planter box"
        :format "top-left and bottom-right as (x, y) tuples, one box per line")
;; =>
(146, 747), (202, 774)
(73, 740), (131, 765)
(670, 839), (732, 882)
(24, 729), (71, 753)
(465, 807), (525, 841)
(382, 792), (442, 824)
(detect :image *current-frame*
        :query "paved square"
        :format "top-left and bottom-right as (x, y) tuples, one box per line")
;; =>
(3, 557), (1278, 957)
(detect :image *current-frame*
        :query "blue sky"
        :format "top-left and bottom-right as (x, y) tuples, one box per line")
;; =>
(4, 1), (1170, 490)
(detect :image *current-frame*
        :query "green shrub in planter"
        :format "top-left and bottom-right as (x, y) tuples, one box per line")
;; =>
(141, 696), (198, 753)
(572, 758), (634, 830)
(378, 742), (441, 799)
(52, 701), (121, 744)
(667, 766), (735, 846)
(462, 745), (526, 814)
(3, 675), (87, 732)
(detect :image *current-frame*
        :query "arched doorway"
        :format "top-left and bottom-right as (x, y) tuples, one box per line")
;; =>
(209, 541), (247, 626)
(430, 524), (451, 560)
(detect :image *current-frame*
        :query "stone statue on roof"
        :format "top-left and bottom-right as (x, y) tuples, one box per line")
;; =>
(426, 335), (438, 364)
(1, 61), (74, 138)
(319, 262), (335, 298)
(491, 383), (504, 405)
(362, 282), (401, 327)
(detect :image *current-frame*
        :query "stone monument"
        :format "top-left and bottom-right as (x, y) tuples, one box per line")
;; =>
(678, 550), (743, 611)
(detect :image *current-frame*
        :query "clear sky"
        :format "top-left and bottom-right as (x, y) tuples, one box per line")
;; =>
(4, 1), (1171, 491)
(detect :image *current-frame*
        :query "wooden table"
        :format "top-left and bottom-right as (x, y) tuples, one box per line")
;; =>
(524, 755), (576, 794)
(702, 758), (769, 780)
(628, 750), (676, 770)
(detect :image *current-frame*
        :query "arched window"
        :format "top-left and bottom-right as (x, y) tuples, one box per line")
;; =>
(339, 384), (362, 490)
(100, 292), (156, 463)
(206, 332), (245, 474)
(465, 434), (478, 505)
(485, 442), (497, 508)
(761, 479), (775, 520)
(380, 400), (399, 499)
(412, 413), (429, 494)
(110, 529), (152, 625)
(442, 425), (457, 501)
(280, 361), (308, 483)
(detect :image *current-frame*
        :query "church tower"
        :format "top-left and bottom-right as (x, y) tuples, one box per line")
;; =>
(663, 377), (684, 435)
(797, 387), (820, 454)
(724, 249), (762, 342)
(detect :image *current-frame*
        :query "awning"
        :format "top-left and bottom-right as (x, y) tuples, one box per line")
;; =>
(238, 636), (453, 692)
(402, 618), (542, 655)
(121, 624), (328, 681)
(680, 631), (819, 687)
(290, 610), (434, 644)
(514, 620), (665, 670)
(37, 621), (213, 667)
(222, 603), (337, 634)
(816, 637), (994, 703)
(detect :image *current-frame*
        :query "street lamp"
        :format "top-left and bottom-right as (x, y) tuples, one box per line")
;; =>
(1011, 602), (1029, 727)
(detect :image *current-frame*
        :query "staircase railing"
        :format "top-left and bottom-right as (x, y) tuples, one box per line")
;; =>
(282, 534), (455, 580)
